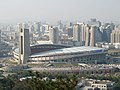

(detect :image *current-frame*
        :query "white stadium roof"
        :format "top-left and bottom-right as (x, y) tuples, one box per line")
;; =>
(30, 46), (105, 57)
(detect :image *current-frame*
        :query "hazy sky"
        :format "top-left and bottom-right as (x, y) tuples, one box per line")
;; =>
(0, 0), (120, 24)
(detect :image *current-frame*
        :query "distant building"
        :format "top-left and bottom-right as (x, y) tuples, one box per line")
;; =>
(34, 22), (41, 33)
(100, 24), (114, 43)
(73, 24), (81, 46)
(67, 27), (73, 38)
(29, 25), (34, 33)
(49, 27), (59, 44)
(72, 24), (102, 46)
(78, 79), (114, 90)
(88, 18), (101, 27)
(85, 26), (90, 46)
(90, 26), (102, 46)
(81, 23), (90, 46)
(0, 30), (12, 57)
(111, 28), (120, 43)
(57, 20), (64, 31)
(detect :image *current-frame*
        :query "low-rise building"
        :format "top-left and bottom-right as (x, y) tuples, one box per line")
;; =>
(77, 79), (114, 90)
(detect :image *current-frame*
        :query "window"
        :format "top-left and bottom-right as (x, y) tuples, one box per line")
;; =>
(21, 36), (23, 54)
(21, 29), (23, 32)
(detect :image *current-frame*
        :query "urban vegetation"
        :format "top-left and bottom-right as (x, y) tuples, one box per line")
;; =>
(0, 71), (120, 90)
(0, 71), (78, 90)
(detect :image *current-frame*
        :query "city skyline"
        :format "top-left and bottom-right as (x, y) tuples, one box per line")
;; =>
(0, 0), (120, 24)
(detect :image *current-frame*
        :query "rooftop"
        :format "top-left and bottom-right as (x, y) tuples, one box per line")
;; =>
(30, 46), (105, 57)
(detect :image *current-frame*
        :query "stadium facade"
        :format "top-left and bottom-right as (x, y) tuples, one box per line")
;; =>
(13, 44), (107, 64)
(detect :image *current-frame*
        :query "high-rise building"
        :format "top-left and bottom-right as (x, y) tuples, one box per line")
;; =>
(68, 27), (73, 38)
(111, 28), (120, 43)
(49, 27), (59, 44)
(29, 25), (34, 33)
(73, 23), (91, 46)
(57, 20), (63, 31)
(73, 24), (81, 43)
(88, 18), (101, 27)
(19, 24), (31, 64)
(34, 22), (41, 33)
(81, 23), (89, 45)
(85, 26), (90, 46)
(90, 26), (102, 46)
(42, 24), (49, 34)
(100, 26), (112, 43)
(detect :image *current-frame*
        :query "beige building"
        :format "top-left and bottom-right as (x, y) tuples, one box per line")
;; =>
(19, 24), (31, 64)
(73, 23), (90, 46)
(84, 26), (102, 47)
(90, 26), (102, 46)
(73, 24), (81, 43)
(111, 28), (120, 43)
(79, 79), (114, 90)
(85, 26), (90, 46)
(49, 27), (59, 44)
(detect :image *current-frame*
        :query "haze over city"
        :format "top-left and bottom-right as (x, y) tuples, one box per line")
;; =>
(0, 0), (120, 24)
(0, 0), (120, 90)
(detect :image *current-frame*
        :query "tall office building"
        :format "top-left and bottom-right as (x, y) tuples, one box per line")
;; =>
(49, 27), (59, 44)
(100, 26), (112, 43)
(42, 24), (49, 35)
(90, 26), (102, 46)
(81, 23), (89, 45)
(68, 27), (73, 38)
(34, 22), (41, 33)
(85, 26), (90, 46)
(29, 25), (34, 33)
(73, 24), (81, 44)
(111, 28), (120, 43)
(57, 20), (63, 31)
(19, 24), (31, 64)
(73, 23), (91, 46)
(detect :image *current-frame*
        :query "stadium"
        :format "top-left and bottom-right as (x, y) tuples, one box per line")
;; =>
(13, 44), (107, 64)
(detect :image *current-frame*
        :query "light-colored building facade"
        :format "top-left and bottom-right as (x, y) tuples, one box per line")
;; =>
(34, 22), (41, 33)
(85, 26), (90, 46)
(19, 24), (31, 64)
(80, 79), (114, 90)
(49, 27), (59, 44)
(14, 45), (107, 64)
(111, 28), (120, 43)
(90, 26), (102, 46)
(73, 24), (81, 45)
